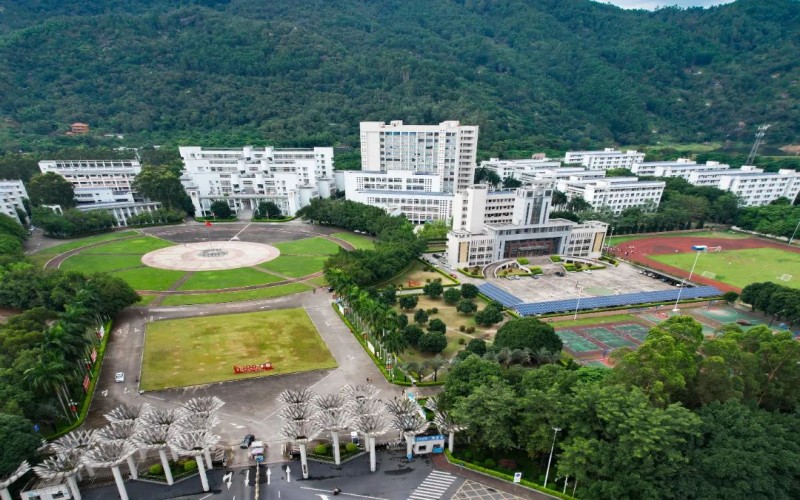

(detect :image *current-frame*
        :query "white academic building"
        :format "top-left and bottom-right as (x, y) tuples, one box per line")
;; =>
(38, 159), (141, 193)
(632, 159), (732, 186)
(344, 120), (477, 222)
(0, 180), (29, 225)
(557, 177), (666, 215)
(179, 146), (335, 217)
(563, 148), (645, 171)
(37, 158), (158, 226)
(446, 184), (608, 269)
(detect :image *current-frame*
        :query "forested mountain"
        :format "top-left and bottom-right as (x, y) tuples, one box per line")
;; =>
(0, 0), (798, 152)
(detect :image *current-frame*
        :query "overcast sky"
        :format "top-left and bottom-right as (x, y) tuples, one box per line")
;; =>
(599, 0), (735, 9)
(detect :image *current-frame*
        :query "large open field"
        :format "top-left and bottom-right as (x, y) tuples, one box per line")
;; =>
(650, 247), (800, 290)
(617, 234), (800, 291)
(38, 225), (350, 304)
(140, 308), (337, 390)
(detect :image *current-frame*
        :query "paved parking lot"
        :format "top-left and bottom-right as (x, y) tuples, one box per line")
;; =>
(490, 258), (675, 303)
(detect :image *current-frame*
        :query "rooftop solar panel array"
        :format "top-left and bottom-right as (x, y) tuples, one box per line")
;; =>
(478, 283), (523, 307)
(513, 286), (722, 316)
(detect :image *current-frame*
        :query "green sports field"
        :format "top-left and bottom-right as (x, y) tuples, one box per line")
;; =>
(140, 308), (337, 390)
(650, 247), (800, 290)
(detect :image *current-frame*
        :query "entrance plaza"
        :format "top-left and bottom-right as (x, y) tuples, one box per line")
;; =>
(486, 258), (676, 304)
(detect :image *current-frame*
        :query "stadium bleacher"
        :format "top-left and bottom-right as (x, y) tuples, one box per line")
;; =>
(513, 286), (722, 316)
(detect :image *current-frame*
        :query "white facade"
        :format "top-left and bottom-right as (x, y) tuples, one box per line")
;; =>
(446, 184), (607, 268)
(359, 120), (478, 193)
(74, 187), (135, 205)
(38, 159), (141, 193)
(480, 157), (562, 182)
(75, 200), (161, 227)
(717, 167), (800, 206)
(0, 180), (29, 225)
(179, 145), (335, 217)
(558, 177), (665, 215)
(631, 158), (697, 176)
(564, 148), (645, 171)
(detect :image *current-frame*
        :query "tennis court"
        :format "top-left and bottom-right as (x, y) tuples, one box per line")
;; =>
(615, 323), (650, 342)
(689, 306), (769, 331)
(584, 327), (637, 348)
(557, 330), (601, 353)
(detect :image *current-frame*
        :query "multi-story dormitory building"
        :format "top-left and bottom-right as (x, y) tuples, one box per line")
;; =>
(0, 180), (29, 225)
(178, 146), (335, 217)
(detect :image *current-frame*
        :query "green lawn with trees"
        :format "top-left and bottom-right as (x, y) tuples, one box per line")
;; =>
(140, 309), (337, 390)
(331, 232), (375, 250)
(79, 236), (174, 255)
(176, 268), (283, 291)
(158, 282), (312, 306)
(274, 237), (342, 256)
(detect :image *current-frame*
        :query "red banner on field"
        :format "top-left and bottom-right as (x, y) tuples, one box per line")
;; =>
(83, 375), (90, 392)
(233, 362), (273, 374)
(90, 349), (97, 363)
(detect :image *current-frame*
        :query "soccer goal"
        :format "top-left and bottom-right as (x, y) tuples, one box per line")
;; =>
(701, 271), (717, 279)
(779, 274), (793, 282)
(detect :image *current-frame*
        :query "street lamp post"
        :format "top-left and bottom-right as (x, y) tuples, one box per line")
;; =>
(543, 427), (561, 489)
(573, 287), (584, 321)
(673, 247), (705, 313)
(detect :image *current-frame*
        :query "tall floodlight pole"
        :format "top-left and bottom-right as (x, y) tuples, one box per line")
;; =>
(789, 218), (800, 246)
(543, 427), (561, 489)
(673, 246), (705, 312)
(573, 287), (584, 321)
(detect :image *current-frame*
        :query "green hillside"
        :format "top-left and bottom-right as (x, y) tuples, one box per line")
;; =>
(0, 0), (798, 151)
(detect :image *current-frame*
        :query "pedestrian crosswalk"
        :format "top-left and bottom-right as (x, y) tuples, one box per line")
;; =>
(408, 470), (457, 500)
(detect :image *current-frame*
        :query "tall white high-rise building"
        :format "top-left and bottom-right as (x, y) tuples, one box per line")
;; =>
(717, 167), (800, 206)
(359, 120), (478, 193)
(0, 180), (29, 225)
(345, 120), (478, 222)
(179, 146), (335, 217)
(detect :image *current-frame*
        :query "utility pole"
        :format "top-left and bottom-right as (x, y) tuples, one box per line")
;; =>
(745, 124), (770, 165)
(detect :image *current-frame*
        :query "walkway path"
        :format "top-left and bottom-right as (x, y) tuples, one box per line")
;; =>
(431, 454), (558, 500)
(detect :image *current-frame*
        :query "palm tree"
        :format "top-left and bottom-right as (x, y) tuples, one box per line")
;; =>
(404, 361), (421, 382)
(496, 348), (513, 369)
(510, 349), (531, 366)
(425, 355), (448, 382)
(382, 330), (408, 371)
(23, 352), (74, 421)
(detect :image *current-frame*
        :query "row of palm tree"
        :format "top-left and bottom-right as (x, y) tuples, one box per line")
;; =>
(328, 270), (410, 373)
(22, 298), (105, 423)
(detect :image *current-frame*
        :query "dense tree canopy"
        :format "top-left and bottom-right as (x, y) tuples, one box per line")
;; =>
(493, 317), (562, 354)
(27, 172), (74, 208)
(0, 0), (799, 152)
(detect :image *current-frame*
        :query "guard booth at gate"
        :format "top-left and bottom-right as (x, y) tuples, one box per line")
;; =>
(413, 434), (446, 455)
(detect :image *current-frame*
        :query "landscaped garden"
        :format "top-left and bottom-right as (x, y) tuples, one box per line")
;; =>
(140, 308), (337, 390)
(388, 260), (458, 289)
